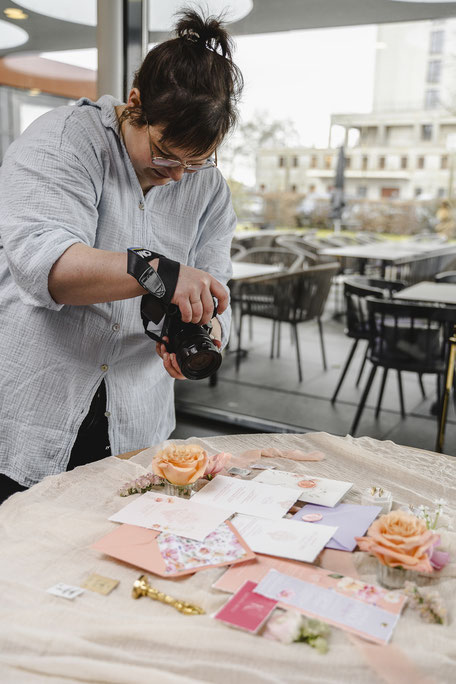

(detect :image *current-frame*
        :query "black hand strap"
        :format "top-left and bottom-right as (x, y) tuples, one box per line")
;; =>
(140, 294), (173, 346)
(127, 247), (180, 314)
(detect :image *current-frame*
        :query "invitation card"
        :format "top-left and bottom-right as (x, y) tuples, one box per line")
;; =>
(109, 491), (231, 541)
(192, 475), (299, 519)
(253, 469), (353, 507)
(231, 514), (337, 563)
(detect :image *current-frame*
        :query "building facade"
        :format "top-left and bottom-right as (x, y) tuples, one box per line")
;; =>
(256, 18), (456, 202)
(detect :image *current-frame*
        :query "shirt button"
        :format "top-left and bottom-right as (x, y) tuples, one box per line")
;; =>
(138, 201), (145, 210)
(112, 323), (120, 332)
(101, 364), (108, 372)
(104, 411), (111, 418)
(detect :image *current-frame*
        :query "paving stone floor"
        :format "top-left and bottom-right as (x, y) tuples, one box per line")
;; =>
(171, 287), (456, 457)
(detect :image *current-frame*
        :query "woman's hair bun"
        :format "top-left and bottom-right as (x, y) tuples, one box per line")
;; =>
(176, 8), (233, 58)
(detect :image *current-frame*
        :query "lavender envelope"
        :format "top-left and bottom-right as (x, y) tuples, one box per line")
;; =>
(292, 503), (382, 552)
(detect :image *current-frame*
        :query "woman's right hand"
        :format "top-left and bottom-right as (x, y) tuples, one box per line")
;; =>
(169, 263), (228, 325)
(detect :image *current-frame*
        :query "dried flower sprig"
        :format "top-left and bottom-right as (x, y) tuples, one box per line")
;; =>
(262, 609), (330, 653)
(403, 581), (447, 625)
(118, 472), (165, 497)
(407, 499), (448, 530)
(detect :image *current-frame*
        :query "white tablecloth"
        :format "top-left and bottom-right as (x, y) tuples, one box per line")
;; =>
(0, 432), (454, 684)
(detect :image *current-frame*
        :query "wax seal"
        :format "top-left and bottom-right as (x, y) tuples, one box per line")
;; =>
(301, 513), (323, 522)
(298, 479), (317, 488)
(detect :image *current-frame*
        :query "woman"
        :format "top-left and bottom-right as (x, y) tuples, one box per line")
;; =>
(0, 10), (243, 501)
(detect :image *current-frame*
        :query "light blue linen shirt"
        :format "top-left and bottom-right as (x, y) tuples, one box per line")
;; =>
(0, 95), (235, 486)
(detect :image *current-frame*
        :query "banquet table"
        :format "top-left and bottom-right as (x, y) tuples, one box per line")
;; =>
(0, 432), (454, 684)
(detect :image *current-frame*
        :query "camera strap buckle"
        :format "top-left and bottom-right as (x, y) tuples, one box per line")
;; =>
(127, 247), (180, 317)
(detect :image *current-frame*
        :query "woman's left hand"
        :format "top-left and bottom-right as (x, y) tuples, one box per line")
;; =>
(155, 337), (186, 380)
(156, 317), (222, 379)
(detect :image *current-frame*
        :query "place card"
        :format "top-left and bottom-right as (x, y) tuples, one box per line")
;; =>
(191, 475), (299, 519)
(253, 569), (406, 645)
(231, 514), (337, 563)
(47, 583), (85, 600)
(109, 491), (231, 541)
(252, 469), (353, 507)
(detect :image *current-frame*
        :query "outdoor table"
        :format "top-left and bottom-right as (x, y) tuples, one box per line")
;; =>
(320, 242), (452, 277)
(394, 281), (456, 453)
(1, 432), (454, 683)
(231, 261), (282, 281)
(394, 281), (456, 306)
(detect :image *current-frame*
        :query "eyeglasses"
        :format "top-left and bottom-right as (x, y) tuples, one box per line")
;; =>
(147, 124), (217, 172)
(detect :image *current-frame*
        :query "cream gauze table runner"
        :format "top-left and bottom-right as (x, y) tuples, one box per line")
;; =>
(0, 432), (454, 684)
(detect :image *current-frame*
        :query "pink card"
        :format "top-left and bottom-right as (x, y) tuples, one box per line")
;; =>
(214, 580), (278, 633)
(213, 554), (311, 594)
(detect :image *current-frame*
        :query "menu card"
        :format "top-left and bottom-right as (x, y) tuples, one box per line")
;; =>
(253, 469), (353, 507)
(253, 569), (406, 645)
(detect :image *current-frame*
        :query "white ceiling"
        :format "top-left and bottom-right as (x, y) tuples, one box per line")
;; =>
(0, 0), (455, 56)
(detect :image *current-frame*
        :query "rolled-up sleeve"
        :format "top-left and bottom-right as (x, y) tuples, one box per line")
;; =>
(0, 121), (100, 310)
(192, 172), (236, 348)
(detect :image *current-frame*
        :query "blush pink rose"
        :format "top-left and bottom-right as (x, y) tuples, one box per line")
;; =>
(151, 443), (208, 485)
(204, 452), (232, 478)
(356, 510), (435, 573)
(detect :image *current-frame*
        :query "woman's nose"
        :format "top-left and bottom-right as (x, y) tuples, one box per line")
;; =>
(169, 166), (185, 181)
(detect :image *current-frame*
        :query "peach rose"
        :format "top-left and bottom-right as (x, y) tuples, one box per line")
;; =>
(151, 443), (208, 485)
(356, 510), (435, 573)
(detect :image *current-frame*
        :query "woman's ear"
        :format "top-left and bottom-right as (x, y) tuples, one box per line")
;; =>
(126, 88), (142, 108)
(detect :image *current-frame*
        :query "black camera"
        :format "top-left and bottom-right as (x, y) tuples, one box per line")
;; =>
(127, 246), (222, 380)
(141, 296), (222, 381)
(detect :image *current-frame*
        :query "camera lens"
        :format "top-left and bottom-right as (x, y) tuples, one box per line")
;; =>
(176, 337), (222, 380)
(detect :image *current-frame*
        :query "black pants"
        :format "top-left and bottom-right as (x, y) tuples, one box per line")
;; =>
(0, 381), (111, 505)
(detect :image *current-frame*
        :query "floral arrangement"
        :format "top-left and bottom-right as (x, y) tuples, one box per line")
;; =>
(261, 609), (330, 653)
(407, 499), (450, 531)
(355, 510), (445, 573)
(118, 472), (164, 497)
(403, 582), (447, 624)
(118, 443), (232, 496)
(151, 443), (231, 485)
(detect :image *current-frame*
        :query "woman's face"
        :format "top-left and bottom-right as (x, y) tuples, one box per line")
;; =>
(122, 119), (214, 189)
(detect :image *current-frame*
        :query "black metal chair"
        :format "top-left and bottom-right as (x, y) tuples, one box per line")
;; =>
(235, 263), (339, 381)
(331, 277), (407, 404)
(350, 297), (456, 435)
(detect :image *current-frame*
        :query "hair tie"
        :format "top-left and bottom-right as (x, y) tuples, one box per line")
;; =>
(184, 28), (200, 43)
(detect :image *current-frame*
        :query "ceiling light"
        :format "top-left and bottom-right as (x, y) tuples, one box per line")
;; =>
(0, 18), (28, 49)
(16, 0), (253, 29)
(17, 1), (96, 26)
(148, 0), (253, 31)
(28, 88), (41, 96)
(4, 8), (28, 20)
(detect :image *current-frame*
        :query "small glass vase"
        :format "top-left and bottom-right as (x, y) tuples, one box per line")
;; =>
(162, 480), (196, 499)
(375, 562), (433, 590)
(376, 563), (410, 590)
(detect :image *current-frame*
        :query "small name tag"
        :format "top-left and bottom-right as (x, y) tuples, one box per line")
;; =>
(47, 583), (85, 600)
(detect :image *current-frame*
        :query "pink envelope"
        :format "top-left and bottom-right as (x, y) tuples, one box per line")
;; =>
(91, 521), (255, 578)
(292, 503), (382, 552)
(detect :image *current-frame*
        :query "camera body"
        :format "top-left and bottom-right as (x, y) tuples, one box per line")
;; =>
(141, 296), (222, 381)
